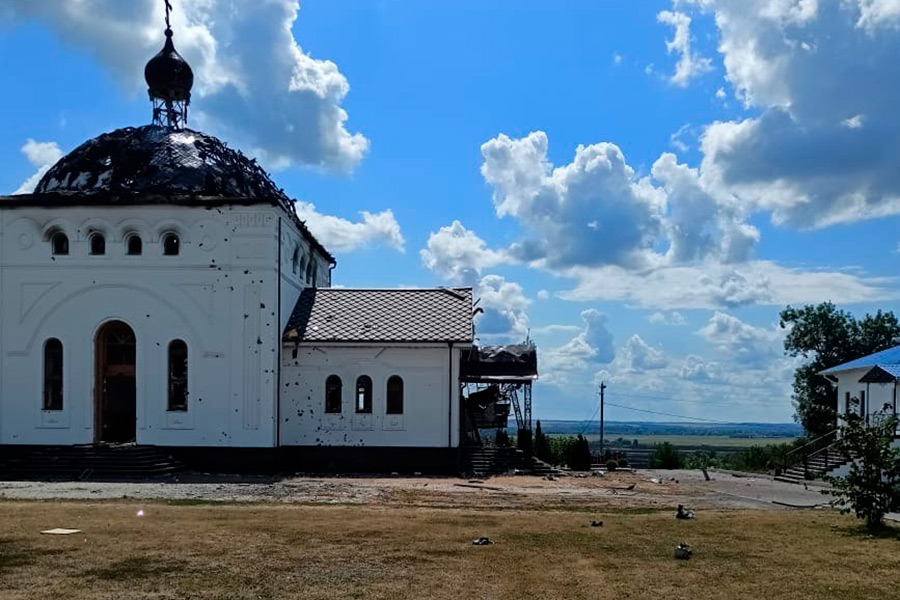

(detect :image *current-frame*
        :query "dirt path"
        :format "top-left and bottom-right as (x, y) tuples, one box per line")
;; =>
(0, 468), (829, 511)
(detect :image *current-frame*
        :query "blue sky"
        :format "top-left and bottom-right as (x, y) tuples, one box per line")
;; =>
(3, 0), (900, 424)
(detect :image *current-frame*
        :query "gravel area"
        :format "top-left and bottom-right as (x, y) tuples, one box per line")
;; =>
(0, 468), (833, 511)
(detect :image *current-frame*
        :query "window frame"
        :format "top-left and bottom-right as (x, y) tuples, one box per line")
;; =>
(356, 375), (373, 414)
(386, 375), (404, 415)
(50, 231), (69, 256)
(325, 375), (342, 414)
(43, 338), (64, 411)
(167, 339), (189, 412)
(162, 232), (180, 256)
(89, 232), (106, 256)
(125, 234), (143, 256)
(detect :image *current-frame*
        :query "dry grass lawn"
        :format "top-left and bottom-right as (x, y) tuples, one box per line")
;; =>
(1, 500), (899, 599)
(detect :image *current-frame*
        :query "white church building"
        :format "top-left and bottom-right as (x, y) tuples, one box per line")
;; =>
(0, 15), (491, 473)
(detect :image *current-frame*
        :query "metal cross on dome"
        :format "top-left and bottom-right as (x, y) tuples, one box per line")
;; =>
(164, 0), (173, 30)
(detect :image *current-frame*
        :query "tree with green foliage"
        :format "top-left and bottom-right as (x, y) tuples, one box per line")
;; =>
(826, 412), (900, 529)
(780, 303), (900, 437)
(533, 421), (551, 463)
(567, 434), (593, 471)
(650, 442), (682, 469)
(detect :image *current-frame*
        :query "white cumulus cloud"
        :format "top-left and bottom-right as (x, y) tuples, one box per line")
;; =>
(658, 10), (713, 86)
(293, 202), (404, 253)
(14, 139), (63, 195)
(420, 221), (508, 284)
(6, 0), (367, 172)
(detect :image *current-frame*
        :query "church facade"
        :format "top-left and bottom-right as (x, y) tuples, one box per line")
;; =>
(0, 18), (474, 466)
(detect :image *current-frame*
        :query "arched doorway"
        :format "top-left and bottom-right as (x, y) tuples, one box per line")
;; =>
(95, 321), (137, 443)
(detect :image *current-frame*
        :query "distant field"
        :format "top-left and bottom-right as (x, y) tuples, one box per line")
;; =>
(569, 434), (798, 449)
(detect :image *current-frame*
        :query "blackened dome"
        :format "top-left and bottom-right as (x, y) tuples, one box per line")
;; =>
(144, 28), (193, 102)
(33, 125), (290, 206)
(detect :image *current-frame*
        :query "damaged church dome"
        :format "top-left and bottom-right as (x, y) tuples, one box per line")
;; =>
(31, 3), (289, 208)
(33, 125), (291, 207)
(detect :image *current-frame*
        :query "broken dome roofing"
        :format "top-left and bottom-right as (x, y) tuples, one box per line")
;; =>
(2, 124), (334, 263)
(284, 288), (474, 344)
(31, 125), (290, 204)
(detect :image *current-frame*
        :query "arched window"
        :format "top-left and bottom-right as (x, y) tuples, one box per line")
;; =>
(306, 261), (315, 284)
(291, 246), (300, 274)
(51, 231), (69, 256)
(168, 340), (188, 411)
(386, 375), (404, 415)
(89, 232), (106, 256)
(325, 375), (342, 413)
(162, 232), (180, 256)
(311, 264), (318, 288)
(43, 338), (63, 411)
(356, 375), (373, 413)
(126, 234), (142, 256)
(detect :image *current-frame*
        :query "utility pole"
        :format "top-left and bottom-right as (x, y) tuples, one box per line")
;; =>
(599, 381), (606, 459)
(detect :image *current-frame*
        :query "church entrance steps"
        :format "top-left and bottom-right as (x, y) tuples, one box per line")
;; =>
(461, 446), (560, 477)
(0, 444), (186, 481)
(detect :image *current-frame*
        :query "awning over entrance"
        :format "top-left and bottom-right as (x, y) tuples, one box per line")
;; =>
(859, 364), (900, 384)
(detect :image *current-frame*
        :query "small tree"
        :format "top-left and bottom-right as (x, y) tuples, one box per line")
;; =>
(533, 421), (551, 463)
(826, 412), (900, 529)
(567, 434), (593, 471)
(650, 442), (682, 469)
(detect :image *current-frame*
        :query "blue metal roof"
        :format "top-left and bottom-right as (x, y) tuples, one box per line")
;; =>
(820, 345), (900, 374)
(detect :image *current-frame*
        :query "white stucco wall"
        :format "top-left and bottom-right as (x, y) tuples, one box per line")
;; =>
(832, 367), (898, 429)
(280, 344), (464, 448)
(0, 203), (329, 447)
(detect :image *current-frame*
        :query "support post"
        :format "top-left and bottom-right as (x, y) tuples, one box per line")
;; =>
(599, 381), (606, 460)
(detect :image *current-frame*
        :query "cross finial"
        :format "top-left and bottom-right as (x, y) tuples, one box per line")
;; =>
(164, 0), (173, 31)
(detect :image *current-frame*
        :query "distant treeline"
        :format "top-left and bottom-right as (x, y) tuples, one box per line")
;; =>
(531, 420), (802, 438)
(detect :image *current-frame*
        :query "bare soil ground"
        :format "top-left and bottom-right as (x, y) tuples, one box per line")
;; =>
(2, 470), (895, 599)
(0, 468), (828, 510)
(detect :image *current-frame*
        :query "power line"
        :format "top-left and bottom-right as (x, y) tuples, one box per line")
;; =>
(579, 403), (601, 435)
(603, 401), (731, 424)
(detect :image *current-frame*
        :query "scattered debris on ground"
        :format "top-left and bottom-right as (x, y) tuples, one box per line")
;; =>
(472, 537), (494, 545)
(41, 528), (81, 535)
(674, 542), (693, 560)
(590, 520), (603, 527)
(676, 504), (695, 520)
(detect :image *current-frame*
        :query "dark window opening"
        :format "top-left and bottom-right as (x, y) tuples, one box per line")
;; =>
(51, 232), (69, 256)
(43, 338), (63, 411)
(89, 233), (106, 256)
(162, 233), (180, 256)
(292, 246), (300, 274)
(356, 375), (372, 413)
(168, 340), (188, 411)
(126, 235), (142, 256)
(325, 375), (342, 413)
(386, 375), (404, 415)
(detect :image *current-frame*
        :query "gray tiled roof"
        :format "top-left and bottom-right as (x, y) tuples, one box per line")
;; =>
(284, 287), (474, 343)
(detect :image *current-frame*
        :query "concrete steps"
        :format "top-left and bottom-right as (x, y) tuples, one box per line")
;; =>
(0, 444), (186, 481)
(774, 449), (849, 484)
(461, 446), (560, 477)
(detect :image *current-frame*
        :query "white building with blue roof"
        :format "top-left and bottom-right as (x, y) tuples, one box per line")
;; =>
(820, 345), (900, 433)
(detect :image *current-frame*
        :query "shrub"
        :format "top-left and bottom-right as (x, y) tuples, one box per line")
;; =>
(826, 412), (900, 529)
(606, 460), (618, 472)
(617, 457), (629, 468)
(650, 442), (682, 469)
(567, 435), (593, 471)
(534, 421), (551, 463)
